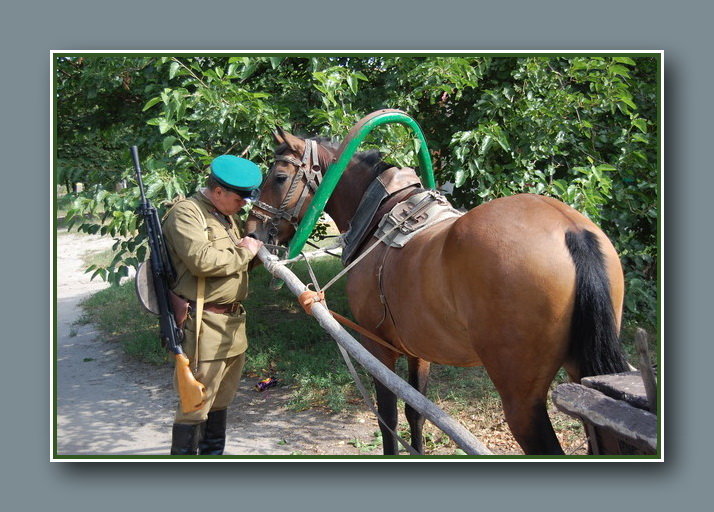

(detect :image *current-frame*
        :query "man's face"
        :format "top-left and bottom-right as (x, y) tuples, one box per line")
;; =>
(213, 186), (247, 216)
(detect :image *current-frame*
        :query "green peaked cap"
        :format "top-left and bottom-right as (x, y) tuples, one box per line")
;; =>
(210, 155), (262, 191)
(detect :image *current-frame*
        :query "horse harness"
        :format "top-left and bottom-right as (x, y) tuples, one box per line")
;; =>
(251, 139), (324, 246)
(252, 140), (462, 357)
(365, 189), (462, 357)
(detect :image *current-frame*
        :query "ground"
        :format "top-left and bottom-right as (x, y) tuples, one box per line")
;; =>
(55, 228), (386, 457)
(54, 228), (586, 458)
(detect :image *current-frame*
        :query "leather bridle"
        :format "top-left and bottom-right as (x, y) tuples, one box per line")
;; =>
(251, 139), (324, 246)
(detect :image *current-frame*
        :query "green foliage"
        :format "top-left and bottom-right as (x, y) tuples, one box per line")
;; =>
(78, 281), (167, 364)
(348, 431), (383, 453)
(56, 53), (659, 327)
(243, 258), (367, 411)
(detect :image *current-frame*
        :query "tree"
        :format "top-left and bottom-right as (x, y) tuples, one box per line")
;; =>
(56, 53), (659, 328)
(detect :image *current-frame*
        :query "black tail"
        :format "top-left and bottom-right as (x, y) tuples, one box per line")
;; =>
(565, 230), (629, 377)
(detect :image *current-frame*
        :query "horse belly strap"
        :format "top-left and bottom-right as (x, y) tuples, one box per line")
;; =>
(375, 190), (463, 248)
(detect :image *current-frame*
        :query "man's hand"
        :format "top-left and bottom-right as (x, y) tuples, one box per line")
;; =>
(237, 236), (264, 256)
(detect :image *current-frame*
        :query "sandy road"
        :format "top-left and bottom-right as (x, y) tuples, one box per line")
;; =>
(54, 228), (380, 458)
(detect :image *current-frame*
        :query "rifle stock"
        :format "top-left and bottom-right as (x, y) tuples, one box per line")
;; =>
(131, 146), (206, 413)
(175, 354), (207, 413)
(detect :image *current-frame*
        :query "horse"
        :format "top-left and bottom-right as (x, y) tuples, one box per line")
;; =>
(245, 127), (631, 456)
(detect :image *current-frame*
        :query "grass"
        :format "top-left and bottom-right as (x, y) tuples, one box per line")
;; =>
(74, 250), (654, 455)
(83, 246), (116, 270)
(348, 431), (383, 453)
(77, 282), (167, 365)
(243, 258), (367, 412)
(55, 192), (73, 219)
(74, 254), (508, 418)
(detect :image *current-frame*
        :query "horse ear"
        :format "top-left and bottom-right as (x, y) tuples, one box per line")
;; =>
(275, 127), (304, 154)
(273, 125), (286, 145)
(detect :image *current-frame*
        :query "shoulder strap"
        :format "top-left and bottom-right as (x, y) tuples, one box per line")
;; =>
(177, 197), (209, 371)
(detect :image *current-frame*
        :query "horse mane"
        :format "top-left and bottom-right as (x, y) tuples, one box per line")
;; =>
(276, 134), (389, 181)
(312, 137), (389, 180)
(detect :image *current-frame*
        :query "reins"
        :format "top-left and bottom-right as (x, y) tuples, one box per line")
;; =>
(292, 192), (440, 360)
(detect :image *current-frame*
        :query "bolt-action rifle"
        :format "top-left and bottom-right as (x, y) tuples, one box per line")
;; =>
(130, 146), (206, 413)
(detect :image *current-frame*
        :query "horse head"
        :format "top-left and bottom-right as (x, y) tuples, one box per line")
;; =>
(245, 128), (326, 245)
(246, 127), (382, 245)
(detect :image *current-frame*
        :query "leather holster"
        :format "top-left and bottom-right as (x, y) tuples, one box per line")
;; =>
(169, 290), (190, 328)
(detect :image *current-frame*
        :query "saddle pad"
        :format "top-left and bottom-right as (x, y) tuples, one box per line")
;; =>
(374, 190), (463, 248)
(342, 167), (422, 264)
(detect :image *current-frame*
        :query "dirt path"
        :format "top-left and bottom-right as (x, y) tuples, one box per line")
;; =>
(55, 228), (382, 457)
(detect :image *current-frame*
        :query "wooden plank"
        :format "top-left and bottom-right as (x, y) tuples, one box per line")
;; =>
(581, 372), (650, 411)
(552, 383), (658, 453)
(635, 327), (658, 412)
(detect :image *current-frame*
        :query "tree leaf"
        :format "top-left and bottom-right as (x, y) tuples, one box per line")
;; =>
(241, 62), (259, 81)
(169, 61), (180, 80)
(454, 168), (467, 188)
(608, 64), (631, 78)
(142, 97), (162, 111)
(158, 118), (171, 134)
(595, 164), (617, 172)
(632, 118), (647, 133)
(162, 136), (177, 152)
(613, 57), (636, 66)
(618, 94), (637, 109)
(269, 57), (284, 69)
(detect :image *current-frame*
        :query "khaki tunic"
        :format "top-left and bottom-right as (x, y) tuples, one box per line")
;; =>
(162, 191), (254, 362)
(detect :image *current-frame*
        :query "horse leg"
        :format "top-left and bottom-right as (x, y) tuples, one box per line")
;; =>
(405, 357), (430, 454)
(373, 378), (400, 455)
(359, 338), (402, 455)
(501, 396), (564, 455)
(487, 355), (565, 455)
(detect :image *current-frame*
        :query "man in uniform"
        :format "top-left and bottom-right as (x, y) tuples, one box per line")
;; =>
(162, 154), (264, 455)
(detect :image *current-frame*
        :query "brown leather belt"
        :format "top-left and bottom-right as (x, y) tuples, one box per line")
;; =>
(189, 300), (242, 315)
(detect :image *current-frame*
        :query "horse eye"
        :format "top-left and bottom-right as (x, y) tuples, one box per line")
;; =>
(275, 174), (289, 184)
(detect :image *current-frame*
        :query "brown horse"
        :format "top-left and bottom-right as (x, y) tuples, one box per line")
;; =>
(246, 128), (631, 455)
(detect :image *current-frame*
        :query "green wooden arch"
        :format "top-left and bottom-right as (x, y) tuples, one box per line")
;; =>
(287, 109), (436, 258)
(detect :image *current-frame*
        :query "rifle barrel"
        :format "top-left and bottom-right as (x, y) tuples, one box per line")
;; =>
(130, 146), (148, 204)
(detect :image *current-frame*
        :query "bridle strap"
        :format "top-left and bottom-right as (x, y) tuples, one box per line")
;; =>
(274, 154), (302, 167)
(251, 139), (324, 245)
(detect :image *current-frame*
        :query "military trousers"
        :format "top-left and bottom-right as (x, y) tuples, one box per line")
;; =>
(173, 351), (246, 424)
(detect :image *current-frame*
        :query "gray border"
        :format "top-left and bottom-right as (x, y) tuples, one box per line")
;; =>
(4, 0), (704, 509)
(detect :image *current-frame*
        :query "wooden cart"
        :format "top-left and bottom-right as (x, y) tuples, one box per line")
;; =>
(552, 329), (659, 455)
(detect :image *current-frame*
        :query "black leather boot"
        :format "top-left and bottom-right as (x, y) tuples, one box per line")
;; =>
(170, 423), (202, 455)
(198, 409), (228, 455)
